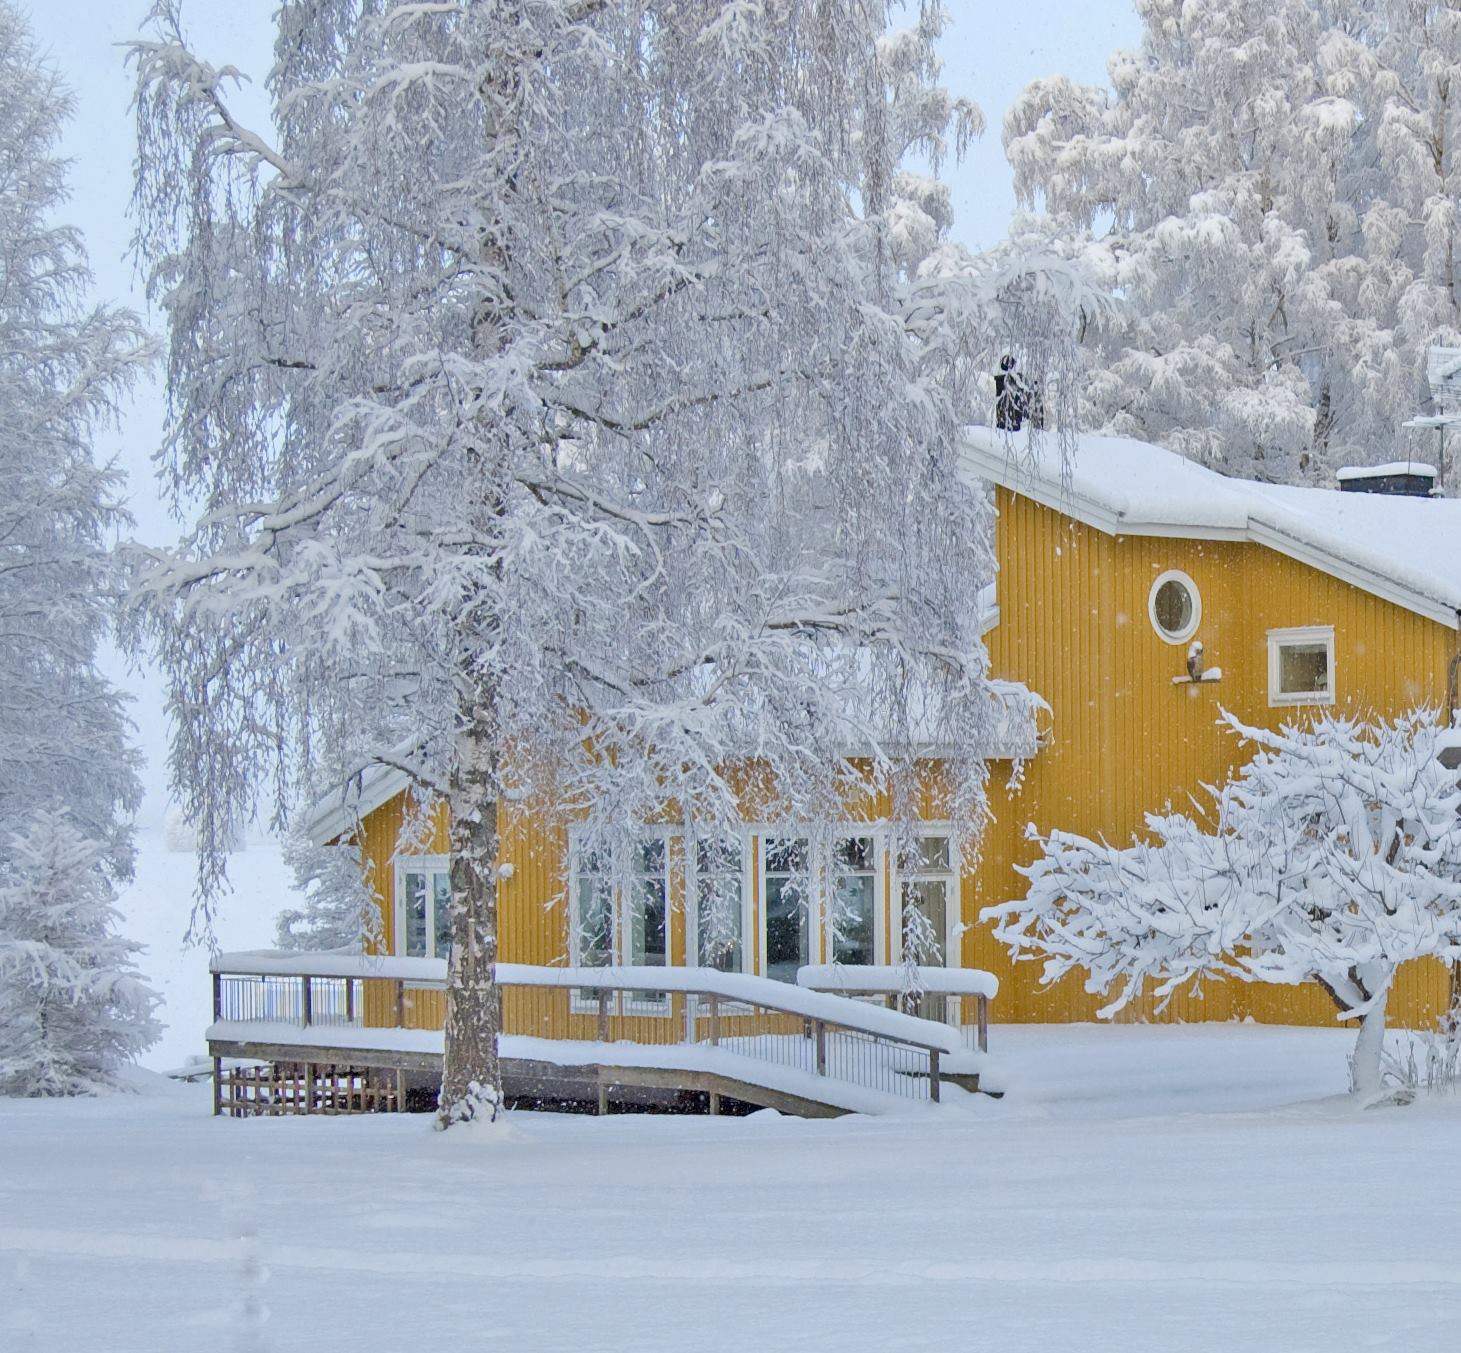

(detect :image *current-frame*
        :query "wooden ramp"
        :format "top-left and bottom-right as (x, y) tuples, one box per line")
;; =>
(207, 956), (989, 1119)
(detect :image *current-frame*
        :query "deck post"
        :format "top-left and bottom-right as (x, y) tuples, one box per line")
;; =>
(300, 975), (313, 1029)
(394, 979), (406, 1027)
(596, 1068), (608, 1117)
(929, 1049), (941, 1103)
(303, 1062), (315, 1114)
(345, 978), (356, 1025)
(395, 1067), (406, 1113)
(708, 993), (720, 1046)
(212, 1056), (223, 1117)
(977, 995), (989, 1054)
(684, 992), (696, 1045)
(597, 988), (610, 1042)
(814, 1020), (826, 1075)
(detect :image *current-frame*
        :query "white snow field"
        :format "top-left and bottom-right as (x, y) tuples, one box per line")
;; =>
(3, 1024), (1459, 1352)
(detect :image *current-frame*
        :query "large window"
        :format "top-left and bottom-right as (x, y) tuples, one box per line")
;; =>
(763, 837), (812, 983)
(397, 858), (452, 959)
(1268, 626), (1335, 706)
(569, 836), (669, 969)
(692, 836), (745, 972)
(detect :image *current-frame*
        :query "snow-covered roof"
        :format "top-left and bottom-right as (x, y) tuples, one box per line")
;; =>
(302, 749), (419, 847)
(961, 426), (1461, 630)
(1335, 462), (1436, 481)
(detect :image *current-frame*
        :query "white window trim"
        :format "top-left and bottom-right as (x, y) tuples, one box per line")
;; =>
(1267, 625), (1336, 707)
(566, 829), (677, 1015)
(394, 854), (451, 961)
(752, 829), (888, 978)
(890, 828), (962, 971)
(1148, 568), (1202, 644)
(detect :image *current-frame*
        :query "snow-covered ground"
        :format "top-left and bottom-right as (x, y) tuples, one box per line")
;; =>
(119, 826), (293, 1072)
(3, 1024), (1459, 1351)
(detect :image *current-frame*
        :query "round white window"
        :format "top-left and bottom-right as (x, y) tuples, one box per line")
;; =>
(1148, 570), (1201, 643)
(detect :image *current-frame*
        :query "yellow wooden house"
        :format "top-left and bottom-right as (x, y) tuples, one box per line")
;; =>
(239, 425), (1461, 1111)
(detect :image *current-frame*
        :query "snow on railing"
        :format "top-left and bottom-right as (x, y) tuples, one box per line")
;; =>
(209, 953), (973, 1108)
(796, 964), (996, 1053)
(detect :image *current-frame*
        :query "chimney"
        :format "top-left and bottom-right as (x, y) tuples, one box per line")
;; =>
(1335, 462), (1438, 497)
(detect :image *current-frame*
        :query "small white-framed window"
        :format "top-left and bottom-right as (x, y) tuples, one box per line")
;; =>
(690, 835), (747, 973)
(396, 856), (452, 959)
(1148, 569), (1201, 644)
(1268, 625), (1335, 706)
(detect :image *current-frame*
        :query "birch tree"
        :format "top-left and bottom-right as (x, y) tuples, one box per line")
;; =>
(129, 0), (1095, 1125)
(986, 710), (1461, 1096)
(1005, 0), (1461, 485)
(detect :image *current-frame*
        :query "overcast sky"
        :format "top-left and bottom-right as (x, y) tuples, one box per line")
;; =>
(26, 0), (1142, 827)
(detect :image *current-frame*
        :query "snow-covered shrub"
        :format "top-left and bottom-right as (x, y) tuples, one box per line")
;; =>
(986, 709), (1461, 1096)
(0, 812), (160, 1095)
(274, 833), (378, 952)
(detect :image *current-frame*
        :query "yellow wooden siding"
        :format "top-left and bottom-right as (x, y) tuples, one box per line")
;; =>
(978, 486), (1454, 1028)
(348, 483), (1456, 1035)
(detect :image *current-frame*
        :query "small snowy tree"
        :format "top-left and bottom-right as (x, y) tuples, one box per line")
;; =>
(986, 709), (1461, 1096)
(0, 812), (161, 1095)
(0, 1), (148, 874)
(274, 832), (377, 952)
(128, 0), (1099, 1126)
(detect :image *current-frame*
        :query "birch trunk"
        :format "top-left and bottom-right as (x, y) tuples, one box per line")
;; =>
(1348, 983), (1390, 1099)
(436, 690), (503, 1128)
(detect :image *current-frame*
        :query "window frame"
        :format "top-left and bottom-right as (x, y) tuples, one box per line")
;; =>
(394, 855), (452, 961)
(753, 830), (889, 981)
(566, 829), (676, 1014)
(1267, 625), (1336, 707)
(1147, 569), (1202, 644)
(891, 830), (960, 970)
(687, 833), (751, 975)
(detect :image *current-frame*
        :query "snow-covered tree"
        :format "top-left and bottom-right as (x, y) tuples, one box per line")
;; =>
(0, 812), (161, 1096)
(986, 709), (1461, 1096)
(274, 832), (378, 952)
(0, 2), (149, 876)
(128, 0), (1098, 1126)
(1004, 0), (1461, 485)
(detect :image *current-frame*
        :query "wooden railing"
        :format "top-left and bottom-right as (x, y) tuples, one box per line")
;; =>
(209, 953), (971, 1110)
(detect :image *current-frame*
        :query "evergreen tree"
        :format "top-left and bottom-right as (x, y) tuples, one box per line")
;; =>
(0, 812), (160, 1095)
(0, 1), (149, 871)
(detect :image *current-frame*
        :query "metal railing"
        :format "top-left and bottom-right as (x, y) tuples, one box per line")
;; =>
(209, 955), (967, 1110)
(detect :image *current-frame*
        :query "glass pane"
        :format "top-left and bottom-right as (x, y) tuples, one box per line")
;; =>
(1279, 642), (1329, 695)
(834, 835), (875, 871)
(1154, 579), (1193, 635)
(832, 873), (875, 965)
(403, 872), (427, 958)
(432, 872), (452, 960)
(696, 837), (741, 875)
(764, 837), (809, 873)
(697, 876), (742, 971)
(636, 838), (665, 874)
(913, 835), (950, 872)
(632, 877), (667, 968)
(765, 874), (810, 983)
(902, 879), (947, 966)
(575, 873), (613, 968)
